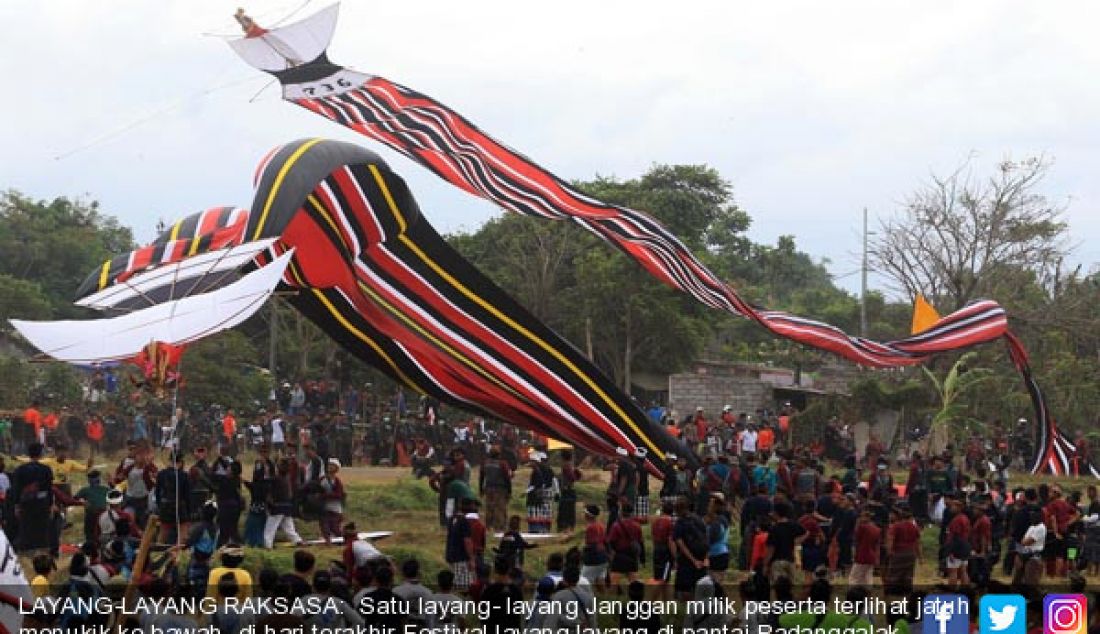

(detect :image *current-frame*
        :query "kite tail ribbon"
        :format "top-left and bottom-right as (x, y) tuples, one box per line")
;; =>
(222, 7), (1084, 475)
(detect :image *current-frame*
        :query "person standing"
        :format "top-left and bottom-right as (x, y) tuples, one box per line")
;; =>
(479, 448), (513, 532)
(848, 509), (882, 587)
(557, 451), (582, 533)
(672, 498), (709, 600)
(526, 453), (554, 534)
(883, 507), (921, 593)
(634, 448), (651, 523)
(444, 497), (477, 592)
(607, 503), (645, 591)
(580, 505), (609, 587)
(608, 448), (637, 529)
(188, 446), (214, 521)
(765, 502), (806, 585)
(318, 459), (346, 543)
(10, 443), (54, 554)
(154, 452), (191, 546)
(262, 458), (302, 549)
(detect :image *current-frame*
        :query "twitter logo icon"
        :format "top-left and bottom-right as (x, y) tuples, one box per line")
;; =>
(982, 595), (1027, 634)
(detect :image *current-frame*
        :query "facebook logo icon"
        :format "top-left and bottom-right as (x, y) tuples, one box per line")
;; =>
(924, 594), (971, 634)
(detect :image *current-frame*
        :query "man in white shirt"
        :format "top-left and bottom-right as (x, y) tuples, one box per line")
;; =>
(1013, 509), (1047, 586)
(270, 414), (286, 451)
(741, 426), (759, 456)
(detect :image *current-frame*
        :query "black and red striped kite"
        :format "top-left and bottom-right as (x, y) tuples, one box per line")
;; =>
(211, 5), (1088, 476)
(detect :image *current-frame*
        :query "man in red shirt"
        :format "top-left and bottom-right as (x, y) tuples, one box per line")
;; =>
(884, 507), (922, 592)
(222, 409), (238, 456)
(580, 505), (608, 589)
(969, 502), (993, 585)
(650, 501), (675, 598)
(607, 504), (645, 591)
(1044, 486), (1080, 577)
(848, 510), (881, 587)
(945, 498), (972, 587)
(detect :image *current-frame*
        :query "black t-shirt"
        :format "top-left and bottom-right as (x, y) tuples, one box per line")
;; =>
(766, 520), (806, 562)
(481, 582), (523, 634)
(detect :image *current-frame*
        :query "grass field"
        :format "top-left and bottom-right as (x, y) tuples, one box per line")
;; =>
(28, 454), (1100, 591)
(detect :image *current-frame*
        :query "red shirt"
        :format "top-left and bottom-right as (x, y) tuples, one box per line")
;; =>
(608, 518), (643, 552)
(947, 513), (971, 541)
(584, 522), (606, 552)
(970, 515), (992, 552)
(888, 520), (921, 553)
(651, 515), (673, 547)
(469, 518), (486, 555)
(799, 515), (824, 543)
(750, 532), (769, 570)
(854, 522), (882, 565)
(1045, 498), (1075, 533)
(86, 419), (104, 441)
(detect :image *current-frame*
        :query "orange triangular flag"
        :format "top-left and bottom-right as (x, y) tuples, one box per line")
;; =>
(910, 294), (942, 334)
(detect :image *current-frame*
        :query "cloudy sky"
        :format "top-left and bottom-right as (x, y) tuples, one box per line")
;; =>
(3, 1), (1098, 295)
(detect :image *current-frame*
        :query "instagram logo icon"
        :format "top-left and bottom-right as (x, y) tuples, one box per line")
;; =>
(1045, 595), (1087, 634)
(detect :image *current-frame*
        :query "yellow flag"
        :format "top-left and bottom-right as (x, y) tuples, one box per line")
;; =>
(910, 294), (942, 334)
(546, 438), (573, 451)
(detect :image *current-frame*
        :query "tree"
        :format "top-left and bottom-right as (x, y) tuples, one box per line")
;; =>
(0, 191), (134, 317)
(922, 352), (993, 453)
(870, 157), (1069, 311)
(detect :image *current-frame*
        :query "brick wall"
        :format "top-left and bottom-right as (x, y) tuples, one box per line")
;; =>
(668, 372), (772, 420)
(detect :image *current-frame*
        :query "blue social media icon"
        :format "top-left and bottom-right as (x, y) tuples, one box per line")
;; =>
(924, 594), (971, 634)
(982, 595), (1027, 634)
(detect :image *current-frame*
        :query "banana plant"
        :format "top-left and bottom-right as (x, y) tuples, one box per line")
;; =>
(921, 351), (994, 454)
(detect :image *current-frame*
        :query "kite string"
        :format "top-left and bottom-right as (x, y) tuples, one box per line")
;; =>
(53, 74), (266, 161)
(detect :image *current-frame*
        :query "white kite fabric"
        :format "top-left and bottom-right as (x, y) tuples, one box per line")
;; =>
(11, 249), (293, 364)
(76, 238), (278, 310)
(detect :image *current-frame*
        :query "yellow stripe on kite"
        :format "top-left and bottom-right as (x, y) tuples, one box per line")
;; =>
(169, 219), (182, 242)
(355, 280), (527, 403)
(368, 164), (407, 234)
(397, 234), (663, 460)
(252, 138), (326, 241)
(310, 288), (424, 394)
(307, 194), (350, 253)
(97, 260), (111, 290)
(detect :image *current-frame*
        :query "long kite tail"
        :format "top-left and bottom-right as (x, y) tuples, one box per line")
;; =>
(219, 9), (1082, 474)
(1004, 332), (1097, 477)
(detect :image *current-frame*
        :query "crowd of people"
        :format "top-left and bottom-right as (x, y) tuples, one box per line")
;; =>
(6, 387), (1100, 632)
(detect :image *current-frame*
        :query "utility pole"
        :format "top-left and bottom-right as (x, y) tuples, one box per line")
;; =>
(269, 297), (278, 379)
(860, 207), (869, 337)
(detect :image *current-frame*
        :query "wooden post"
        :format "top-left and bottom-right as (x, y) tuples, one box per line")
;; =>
(115, 515), (160, 632)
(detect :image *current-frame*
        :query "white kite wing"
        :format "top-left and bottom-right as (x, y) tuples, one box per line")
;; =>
(76, 238), (279, 311)
(10, 249), (294, 364)
(228, 3), (340, 71)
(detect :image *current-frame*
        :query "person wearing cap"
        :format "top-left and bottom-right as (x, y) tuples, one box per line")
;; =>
(155, 451), (192, 546)
(579, 504), (609, 587)
(607, 447), (638, 530)
(526, 451), (555, 534)
(318, 458), (346, 542)
(659, 453), (691, 509)
(75, 469), (110, 544)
